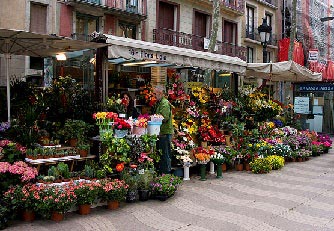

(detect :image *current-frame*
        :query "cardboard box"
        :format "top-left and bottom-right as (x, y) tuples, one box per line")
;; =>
(313, 97), (324, 106)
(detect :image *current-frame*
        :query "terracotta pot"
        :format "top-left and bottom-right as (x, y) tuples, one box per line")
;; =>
(235, 163), (243, 171)
(244, 163), (251, 171)
(78, 204), (91, 215)
(297, 157), (303, 162)
(107, 200), (120, 210)
(78, 149), (88, 157)
(51, 211), (64, 222)
(22, 210), (35, 222)
(69, 138), (78, 147)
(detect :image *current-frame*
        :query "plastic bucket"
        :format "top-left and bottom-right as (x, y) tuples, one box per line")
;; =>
(147, 121), (162, 136)
(132, 126), (147, 136)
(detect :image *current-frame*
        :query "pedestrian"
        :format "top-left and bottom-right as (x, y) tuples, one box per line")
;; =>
(153, 85), (173, 174)
(121, 92), (139, 119)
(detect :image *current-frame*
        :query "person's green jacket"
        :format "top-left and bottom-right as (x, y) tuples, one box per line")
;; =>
(154, 97), (173, 135)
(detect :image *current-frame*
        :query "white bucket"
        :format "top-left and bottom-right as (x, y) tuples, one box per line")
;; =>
(147, 121), (162, 136)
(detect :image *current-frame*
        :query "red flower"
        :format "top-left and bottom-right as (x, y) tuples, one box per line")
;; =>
(116, 163), (124, 172)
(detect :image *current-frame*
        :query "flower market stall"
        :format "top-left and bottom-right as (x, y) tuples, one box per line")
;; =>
(0, 74), (333, 228)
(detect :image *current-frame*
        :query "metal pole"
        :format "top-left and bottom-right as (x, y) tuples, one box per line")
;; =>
(5, 53), (10, 123)
(263, 42), (267, 63)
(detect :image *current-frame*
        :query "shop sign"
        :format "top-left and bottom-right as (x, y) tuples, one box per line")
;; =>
(128, 48), (168, 61)
(308, 49), (319, 62)
(294, 97), (310, 114)
(298, 83), (334, 91)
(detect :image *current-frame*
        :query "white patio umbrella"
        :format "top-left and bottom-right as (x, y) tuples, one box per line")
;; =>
(0, 28), (107, 122)
(246, 60), (322, 82)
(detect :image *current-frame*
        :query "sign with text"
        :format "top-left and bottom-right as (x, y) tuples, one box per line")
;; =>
(298, 83), (334, 92)
(294, 97), (310, 114)
(128, 48), (168, 61)
(308, 49), (319, 62)
(186, 82), (203, 88)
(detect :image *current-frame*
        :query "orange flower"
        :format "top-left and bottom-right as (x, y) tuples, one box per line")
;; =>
(115, 163), (124, 172)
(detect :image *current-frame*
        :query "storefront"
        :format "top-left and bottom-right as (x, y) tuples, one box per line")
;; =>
(294, 82), (334, 133)
(104, 35), (247, 104)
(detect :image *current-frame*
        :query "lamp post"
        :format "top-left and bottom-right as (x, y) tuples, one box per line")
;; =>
(258, 18), (272, 63)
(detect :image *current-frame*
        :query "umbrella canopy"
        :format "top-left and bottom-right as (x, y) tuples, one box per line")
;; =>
(246, 60), (322, 82)
(0, 28), (107, 122)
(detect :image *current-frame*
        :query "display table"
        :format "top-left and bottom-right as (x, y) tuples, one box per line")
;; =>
(26, 155), (96, 172)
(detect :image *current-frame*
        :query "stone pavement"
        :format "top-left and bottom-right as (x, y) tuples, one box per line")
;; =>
(7, 150), (334, 231)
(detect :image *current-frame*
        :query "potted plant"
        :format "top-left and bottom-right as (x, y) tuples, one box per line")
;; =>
(150, 174), (182, 201)
(137, 170), (155, 201)
(210, 153), (225, 178)
(72, 180), (102, 215)
(39, 184), (76, 221)
(62, 119), (91, 147)
(113, 118), (131, 138)
(77, 144), (90, 157)
(100, 179), (128, 210)
(122, 171), (138, 203)
(249, 157), (272, 174)
(56, 162), (71, 181)
(81, 164), (96, 179)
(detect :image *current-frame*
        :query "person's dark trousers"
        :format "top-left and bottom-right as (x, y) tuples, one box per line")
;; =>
(157, 134), (172, 174)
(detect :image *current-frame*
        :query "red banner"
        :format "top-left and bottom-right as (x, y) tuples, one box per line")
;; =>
(278, 38), (304, 66)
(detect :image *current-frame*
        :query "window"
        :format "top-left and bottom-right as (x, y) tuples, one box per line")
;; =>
(246, 6), (254, 39)
(223, 20), (237, 44)
(119, 22), (136, 39)
(247, 47), (254, 63)
(76, 13), (99, 41)
(30, 3), (47, 34)
(126, 0), (138, 13)
(158, 1), (176, 30)
(265, 13), (273, 44)
(194, 11), (209, 37)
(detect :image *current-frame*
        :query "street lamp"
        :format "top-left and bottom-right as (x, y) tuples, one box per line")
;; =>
(258, 18), (272, 63)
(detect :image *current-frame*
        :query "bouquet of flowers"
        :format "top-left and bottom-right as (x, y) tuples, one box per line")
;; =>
(138, 152), (154, 170)
(134, 115), (149, 128)
(113, 118), (131, 130)
(150, 114), (164, 122)
(93, 112), (118, 131)
(175, 149), (193, 166)
(138, 85), (157, 107)
(210, 153), (225, 165)
(150, 174), (182, 197)
(193, 147), (214, 164)
(106, 94), (128, 114)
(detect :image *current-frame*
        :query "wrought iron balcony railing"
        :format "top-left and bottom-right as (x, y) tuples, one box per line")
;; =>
(66, 0), (147, 16)
(153, 28), (246, 61)
(221, 0), (245, 14)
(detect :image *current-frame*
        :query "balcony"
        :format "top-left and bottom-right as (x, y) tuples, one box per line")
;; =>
(245, 27), (277, 46)
(221, 0), (245, 14)
(65, 0), (147, 19)
(153, 28), (246, 61)
(256, 0), (277, 7)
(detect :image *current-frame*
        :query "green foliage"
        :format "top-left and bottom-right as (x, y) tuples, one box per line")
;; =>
(56, 162), (70, 179)
(61, 119), (91, 143)
(121, 171), (138, 191)
(48, 166), (60, 179)
(266, 155), (285, 170)
(249, 158), (272, 174)
(137, 170), (156, 190)
(82, 164), (96, 178)
(150, 174), (182, 197)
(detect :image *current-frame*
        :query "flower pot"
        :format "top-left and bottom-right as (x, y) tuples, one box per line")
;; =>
(114, 129), (128, 138)
(199, 163), (207, 181)
(107, 200), (120, 210)
(155, 194), (168, 201)
(235, 163), (243, 171)
(51, 211), (64, 222)
(126, 190), (138, 203)
(138, 190), (150, 201)
(78, 204), (91, 215)
(22, 210), (35, 222)
(147, 121), (162, 136)
(244, 163), (251, 171)
(132, 126), (146, 136)
(78, 149), (88, 157)
(297, 157), (303, 162)
(69, 138), (78, 147)
(216, 163), (223, 179)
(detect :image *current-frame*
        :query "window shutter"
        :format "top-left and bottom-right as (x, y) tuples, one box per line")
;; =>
(30, 3), (47, 34)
